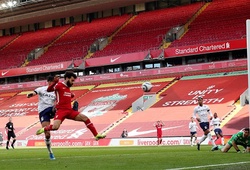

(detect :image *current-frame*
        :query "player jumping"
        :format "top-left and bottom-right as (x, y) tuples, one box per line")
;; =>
(36, 71), (106, 141)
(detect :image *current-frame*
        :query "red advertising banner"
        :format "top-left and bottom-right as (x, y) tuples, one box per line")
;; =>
(0, 59), (246, 91)
(0, 61), (72, 78)
(27, 139), (111, 147)
(85, 51), (148, 67)
(164, 39), (246, 57)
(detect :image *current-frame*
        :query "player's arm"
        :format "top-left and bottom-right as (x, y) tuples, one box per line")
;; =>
(243, 146), (250, 153)
(192, 108), (200, 122)
(209, 120), (214, 131)
(27, 91), (37, 98)
(47, 75), (60, 92)
(160, 120), (165, 126)
(188, 123), (192, 129)
(231, 138), (241, 152)
(207, 107), (213, 120)
(5, 124), (10, 131)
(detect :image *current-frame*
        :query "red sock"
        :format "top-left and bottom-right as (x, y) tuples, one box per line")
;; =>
(85, 119), (98, 136)
(44, 125), (53, 131)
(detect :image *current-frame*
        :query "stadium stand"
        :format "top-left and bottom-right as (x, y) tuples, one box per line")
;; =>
(0, 35), (17, 50)
(170, 0), (250, 47)
(28, 14), (131, 66)
(93, 3), (202, 57)
(107, 73), (247, 138)
(222, 105), (249, 135)
(0, 25), (70, 69)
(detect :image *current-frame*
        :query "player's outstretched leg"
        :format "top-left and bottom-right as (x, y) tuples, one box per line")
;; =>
(36, 127), (45, 135)
(95, 133), (106, 141)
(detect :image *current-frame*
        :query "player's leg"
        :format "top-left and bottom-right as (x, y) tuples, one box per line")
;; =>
(36, 109), (65, 135)
(190, 133), (193, 146)
(72, 111), (106, 140)
(204, 124), (216, 147)
(11, 134), (16, 149)
(6, 134), (11, 150)
(197, 123), (208, 150)
(214, 133), (219, 142)
(220, 143), (231, 152)
(219, 130), (224, 145)
(42, 120), (55, 160)
(194, 133), (197, 145)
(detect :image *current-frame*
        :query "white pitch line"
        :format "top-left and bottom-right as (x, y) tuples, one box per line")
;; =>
(165, 161), (250, 170)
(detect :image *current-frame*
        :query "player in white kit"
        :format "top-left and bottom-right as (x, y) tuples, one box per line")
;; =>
(192, 96), (216, 150)
(189, 117), (198, 146)
(210, 112), (224, 145)
(27, 75), (56, 160)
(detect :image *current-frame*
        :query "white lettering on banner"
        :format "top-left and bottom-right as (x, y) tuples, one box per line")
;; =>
(26, 129), (83, 140)
(163, 85), (225, 106)
(0, 107), (38, 117)
(26, 67), (43, 73)
(137, 139), (181, 146)
(50, 140), (99, 147)
(175, 47), (198, 55)
(188, 88), (223, 96)
(9, 102), (38, 108)
(0, 112), (27, 117)
(163, 98), (224, 106)
(26, 64), (63, 73)
(175, 42), (230, 55)
(67, 129), (88, 139)
(126, 137), (208, 146)
(52, 129), (76, 134)
(26, 135), (68, 140)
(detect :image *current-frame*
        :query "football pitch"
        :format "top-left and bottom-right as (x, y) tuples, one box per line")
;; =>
(1, 145), (250, 170)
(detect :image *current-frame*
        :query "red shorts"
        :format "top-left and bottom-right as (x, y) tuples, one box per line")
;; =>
(54, 108), (79, 122)
(157, 132), (162, 138)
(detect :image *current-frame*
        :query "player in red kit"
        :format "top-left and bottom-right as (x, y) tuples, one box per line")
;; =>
(153, 120), (165, 145)
(36, 71), (106, 140)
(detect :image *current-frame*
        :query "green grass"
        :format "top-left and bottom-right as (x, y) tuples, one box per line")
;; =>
(1, 145), (250, 170)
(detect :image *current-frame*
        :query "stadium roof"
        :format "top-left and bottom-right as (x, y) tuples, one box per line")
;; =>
(0, 0), (156, 29)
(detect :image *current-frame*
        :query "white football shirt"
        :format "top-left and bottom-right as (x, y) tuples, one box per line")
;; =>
(211, 117), (221, 130)
(189, 121), (197, 132)
(35, 86), (56, 113)
(193, 104), (213, 123)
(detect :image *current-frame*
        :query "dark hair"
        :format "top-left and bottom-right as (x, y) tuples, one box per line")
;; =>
(244, 128), (250, 132)
(64, 71), (77, 79)
(47, 75), (54, 82)
(197, 96), (203, 100)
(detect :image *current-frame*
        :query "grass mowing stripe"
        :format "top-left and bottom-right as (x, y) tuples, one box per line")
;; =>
(166, 161), (250, 170)
(1, 146), (250, 170)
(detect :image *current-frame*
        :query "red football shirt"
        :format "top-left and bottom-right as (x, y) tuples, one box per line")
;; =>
(155, 124), (163, 135)
(53, 82), (72, 109)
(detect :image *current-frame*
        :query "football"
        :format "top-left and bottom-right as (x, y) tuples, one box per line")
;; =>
(142, 82), (152, 92)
